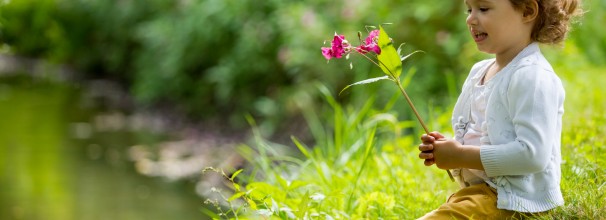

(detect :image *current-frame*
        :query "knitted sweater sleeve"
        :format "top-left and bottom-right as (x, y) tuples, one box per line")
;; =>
(480, 64), (563, 177)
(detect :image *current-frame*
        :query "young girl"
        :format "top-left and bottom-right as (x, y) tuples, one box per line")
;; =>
(417, 0), (581, 218)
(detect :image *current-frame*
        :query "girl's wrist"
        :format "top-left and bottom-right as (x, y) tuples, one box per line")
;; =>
(459, 145), (484, 170)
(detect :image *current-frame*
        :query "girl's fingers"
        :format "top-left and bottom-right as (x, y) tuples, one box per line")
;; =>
(421, 134), (436, 144)
(429, 131), (445, 140)
(419, 143), (434, 152)
(419, 151), (434, 160)
(419, 134), (438, 167)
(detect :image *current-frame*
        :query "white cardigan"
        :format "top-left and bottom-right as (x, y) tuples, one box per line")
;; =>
(451, 43), (565, 212)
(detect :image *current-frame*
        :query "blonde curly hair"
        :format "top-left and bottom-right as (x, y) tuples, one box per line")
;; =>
(510, 0), (583, 44)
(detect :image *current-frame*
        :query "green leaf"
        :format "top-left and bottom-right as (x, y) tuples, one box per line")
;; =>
(287, 180), (306, 191)
(272, 198), (279, 212)
(296, 191), (311, 218)
(401, 50), (423, 62)
(200, 207), (221, 219)
(246, 198), (257, 210)
(291, 136), (310, 158)
(230, 169), (243, 180)
(339, 76), (392, 96)
(377, 26), (402, 79)
(228, 192), (246, 202)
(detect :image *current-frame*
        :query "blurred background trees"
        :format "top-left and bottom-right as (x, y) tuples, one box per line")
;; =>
(0, 0), (476, 134)
(2, 0), (603, 132)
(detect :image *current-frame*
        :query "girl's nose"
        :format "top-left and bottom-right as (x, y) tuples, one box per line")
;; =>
(466, 12), (477, 26)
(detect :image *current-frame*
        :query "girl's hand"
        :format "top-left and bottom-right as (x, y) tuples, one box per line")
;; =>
(418, 132), (445, 166)
(420, 132), (483, 170)
(431, 139), (464, 170)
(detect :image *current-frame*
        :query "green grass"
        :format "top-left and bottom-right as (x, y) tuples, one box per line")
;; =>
(205, 42), (606, 219)
(539, 43), (606, 219)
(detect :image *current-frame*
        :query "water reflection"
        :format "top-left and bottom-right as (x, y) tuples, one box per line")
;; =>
(0, 77), (209, 220)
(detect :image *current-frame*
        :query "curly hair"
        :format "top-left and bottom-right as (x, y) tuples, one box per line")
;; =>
(509, 0), (583, 44)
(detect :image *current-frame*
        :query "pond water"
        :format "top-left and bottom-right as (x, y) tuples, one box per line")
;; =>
(0, 77), (209, 220)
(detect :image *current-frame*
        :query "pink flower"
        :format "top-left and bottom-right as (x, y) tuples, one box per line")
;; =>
(321, 34), (349, 60)
(321, 47), (334, 60)
(356, 30), (381, 55)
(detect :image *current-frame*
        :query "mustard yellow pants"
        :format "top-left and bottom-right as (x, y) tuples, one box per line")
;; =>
(418, 183), (520, 220)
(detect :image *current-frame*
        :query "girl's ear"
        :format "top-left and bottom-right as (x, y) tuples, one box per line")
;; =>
(522, 0), (539, 23)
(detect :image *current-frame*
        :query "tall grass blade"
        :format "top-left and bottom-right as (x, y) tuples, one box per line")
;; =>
(346, 126), (377, 211)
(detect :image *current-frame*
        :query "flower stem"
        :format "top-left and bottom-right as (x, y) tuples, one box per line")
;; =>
(357, 50), (455, 182)
(394, 80), (428, 134)
(395, 80), (455, 182)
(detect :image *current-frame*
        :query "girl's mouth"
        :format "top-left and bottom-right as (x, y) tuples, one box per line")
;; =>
(473, 32), (488, 42)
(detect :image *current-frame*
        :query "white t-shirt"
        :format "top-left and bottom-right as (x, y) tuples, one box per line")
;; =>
(460, 62), (495, 187)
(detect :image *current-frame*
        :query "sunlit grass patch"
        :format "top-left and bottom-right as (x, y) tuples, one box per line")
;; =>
(540, 42), (606, 219)
(207, 92), (458, 219)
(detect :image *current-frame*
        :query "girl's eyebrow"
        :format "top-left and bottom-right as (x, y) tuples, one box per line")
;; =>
(466, 0), (493, 5)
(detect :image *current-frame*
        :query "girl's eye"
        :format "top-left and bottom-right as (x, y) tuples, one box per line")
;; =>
(466, 7), (489, 14)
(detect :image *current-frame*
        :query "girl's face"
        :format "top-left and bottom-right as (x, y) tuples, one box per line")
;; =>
(465, 0), (534, 57)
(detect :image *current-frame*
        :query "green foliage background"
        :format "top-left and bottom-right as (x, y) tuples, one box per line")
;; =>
(0, 0), (472, 132)
(2, 0), (602, 134)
